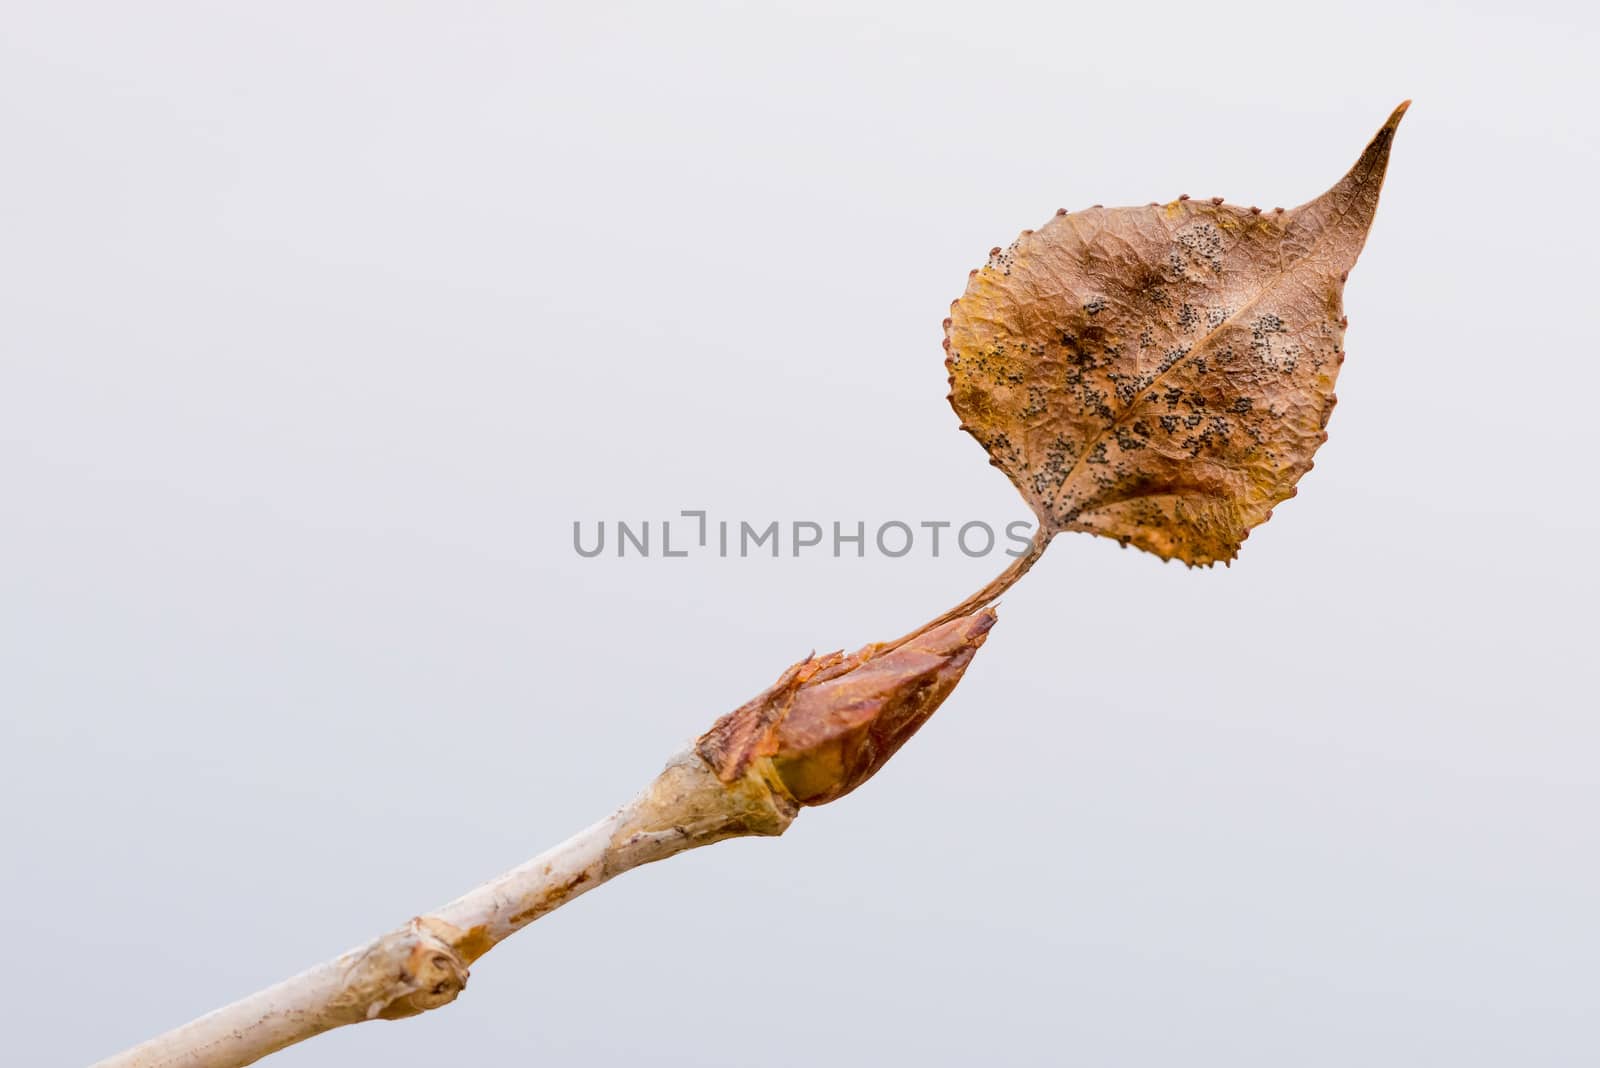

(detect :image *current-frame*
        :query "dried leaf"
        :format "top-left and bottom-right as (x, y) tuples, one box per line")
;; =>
(945, 103), (1407, 565)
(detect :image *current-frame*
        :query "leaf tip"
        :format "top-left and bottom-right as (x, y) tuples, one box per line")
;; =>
(1355, 99), (1411, 176)
(1305, 100), (1411, 219)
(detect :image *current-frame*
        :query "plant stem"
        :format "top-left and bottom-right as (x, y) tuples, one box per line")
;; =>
(91, 610), (999, 1068)
(90, 752), (796, 1068)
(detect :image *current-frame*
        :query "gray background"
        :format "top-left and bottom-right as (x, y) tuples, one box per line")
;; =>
(3, 2), (1595, 1064)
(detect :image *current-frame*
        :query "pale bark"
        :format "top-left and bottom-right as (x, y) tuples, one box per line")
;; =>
(91, 608), (1000, 1068)
(91, 751), (797, 1068)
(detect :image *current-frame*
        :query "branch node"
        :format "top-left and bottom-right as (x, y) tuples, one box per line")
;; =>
(343, 917), (470, 1023)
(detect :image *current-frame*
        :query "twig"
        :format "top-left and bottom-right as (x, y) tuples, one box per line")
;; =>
(92, 609), (998, 1068)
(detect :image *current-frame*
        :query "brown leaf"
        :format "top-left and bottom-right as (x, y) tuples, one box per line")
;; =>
(945, 103), (1407, 565)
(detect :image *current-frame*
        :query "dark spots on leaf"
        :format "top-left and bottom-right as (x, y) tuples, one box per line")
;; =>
(1173, 221), (1225, 275)
(986, 430), (1023, 470)
(1250, 313), (1299, 371)
(1253, 313), (1285, 336)
(989, 241), (1020, 275)
(1108, 369), (1155, 407)
(1033, 434), (1077, 497)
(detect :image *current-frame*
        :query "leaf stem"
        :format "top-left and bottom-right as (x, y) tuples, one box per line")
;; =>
(879, 524), (1051, 652)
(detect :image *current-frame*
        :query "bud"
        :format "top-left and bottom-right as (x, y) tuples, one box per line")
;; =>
(696, 609), (997, 806)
